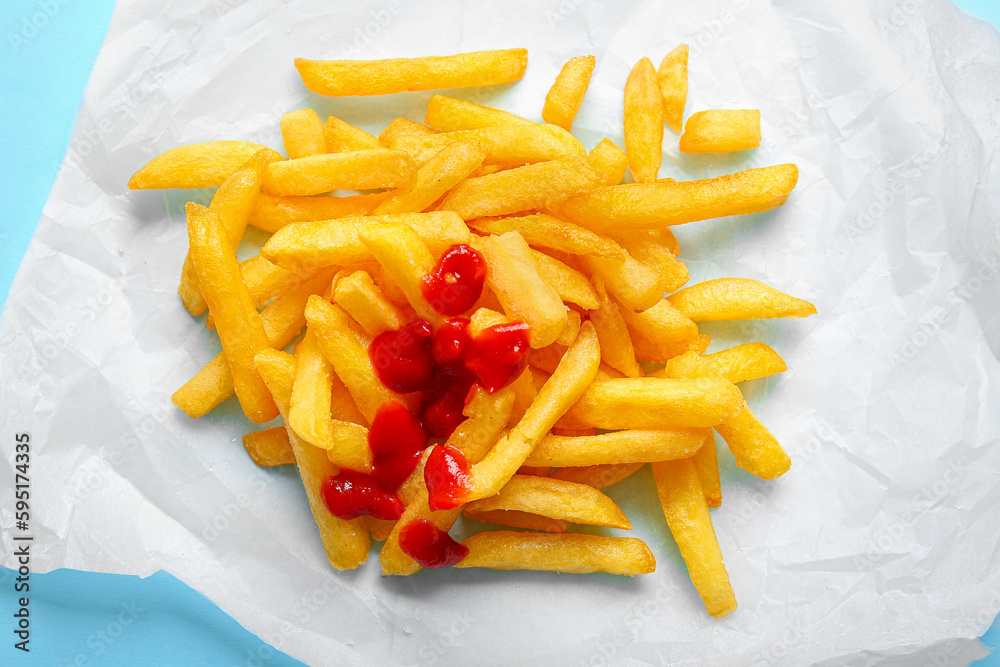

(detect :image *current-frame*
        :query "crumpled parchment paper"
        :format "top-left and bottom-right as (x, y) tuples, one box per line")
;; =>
(2, 0), (999, 664)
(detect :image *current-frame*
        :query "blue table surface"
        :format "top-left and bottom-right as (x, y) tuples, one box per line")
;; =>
(1, 1), (998, 665)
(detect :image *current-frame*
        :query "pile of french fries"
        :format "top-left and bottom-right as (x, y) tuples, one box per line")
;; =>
(130, 46), (815, 619)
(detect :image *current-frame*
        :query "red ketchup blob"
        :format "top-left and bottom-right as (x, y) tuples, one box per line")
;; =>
(421, 244), (487, 316)
(464, 322), (531, 393)
(369, 320), (434, 393)
(398, 518), (469, 569)
(431, 317), (471, 366)
(424, 445), (472, 511)
(321, 469), (403, 521)
(368, 401), (428, 493)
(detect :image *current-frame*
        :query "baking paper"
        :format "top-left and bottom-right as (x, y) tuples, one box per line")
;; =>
(2, 0), (999, 664)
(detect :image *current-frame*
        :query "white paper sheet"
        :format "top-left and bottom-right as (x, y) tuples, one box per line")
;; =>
(2, 0), (999, 664)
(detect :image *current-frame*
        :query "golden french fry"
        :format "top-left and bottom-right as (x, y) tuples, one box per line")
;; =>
(465, 474), (630, 529)
(468, 164), (505, 178)
(128, 141), (282, 190)
(632, 329), (710, 364)
(610, 230), (689, 293)
(619, 297), (699, 346)
(658, 44), (689, 134)
(179, 150), (273, 316)
(186, 203), (276, 423)
(463, 508), (568, 534)
(525, 428), (707, 467)
(589, 277), (642, 378)
(555, 309), (582, 347)
(254, 349), (370, 570)
(378, 118), (438, 147)
(281, 108), (327, 159)
(703, 342), (787, 383)
(364, 517), (396, 542)
(303, 295), (403, 423)
(527, 344), (567, 376)
(479, 232), (567, 348)
(469, 213), (623, 259)
(373, 141), (485, 214)
(425, 94), (531, 130)
(296, 49), (528, 96)
(550, 463), (645, 490)
(333, 270), (406, 335)
(386, 123), (576, 167)
(360, 223), (441, 325)
(680, 110), (761, 154)
(324, 116), (380, 152)
(579, 251), (664, 312)
(242, 427), (295, 467)
(570, 377), (742, 430)
(651, 458), (736, 617)
(438, 158), (605, 220)
(247, 192), (391, 233)
(623, 57), (663, 183)
(542, 55), (596, 131)
(550, 164), (800, 232)
(289, 329), (373, 472)
(588, 138), (628, 186)
(667, 278), (816, 321)
(508, 364), (538, 426)
(261, 149), (416, 196)
(691, 431), (722, 508)
(172, 270), (332, 418)
(469, 323), (600, 501)
(531, 250), (600, 311)
(468, 307), (509, 337)
(454, 532), (655, 576)
(261, 211), (470, 274)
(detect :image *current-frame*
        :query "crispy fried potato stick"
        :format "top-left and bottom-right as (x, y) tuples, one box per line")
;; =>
(465, 474), (630, 529)
(242, 427), (295, 467)
(469, 213), (623, 259)
(262, 149), (416, 196)
(248, 192), (391, 233)
(281, 109), (328, 159)
(454, 532), (655, 575)
(542, 55), (596, 131)
(550, 463), (645, 490)
(658, 45), (689, 134)
(680, 110), (761, 154)
(373, 141), (485, 214)
(588, 138), (628, 186)
(324, 116), (380, 152)
(667, 278), (816, 321)
(128, 141), (282, 189)
(525, 428), (707, 467)
(569, 377), (742, 430)
(623, 57), (663, 183)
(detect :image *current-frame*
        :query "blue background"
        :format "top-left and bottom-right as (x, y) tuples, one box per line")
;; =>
(0, 1), (998, 664)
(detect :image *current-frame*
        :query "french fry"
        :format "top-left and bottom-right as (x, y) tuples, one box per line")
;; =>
(364, 517), (396, 542)
(468, 307), (509, 337)
(657, 44), (689, 134)
(373, 141), (485, 214)
(508, 364), (538, 426)
(261, 149), (416, 196)
(185, 203), (276, 423)
(531, 250), (600, 311)
(468, 213), (623, 259)
(588, 277), (641, 378)
(609, 230), (689, 293)
(281, 109), (328, 159)
(550, 463), (645, 489)
(179, 150), (273, 316)
(254, 349), (370, 570)
(386, 123), (576, 167)
(555, 309), (582, 346)
(378, 118), (438, 147)
(465, 475), (631, 529)
(619, 297), (699, 346)
(425, 94), (531, 130)
(525, 428), (707, 467)
(454, 532), (655, 576)
(303, 295), (403, 423)
(324, 116), (380, 152)
(479, 232), (567, 348)
(623, 57), (663, 183)
(547, 164), (799, 232)
(579, 251), (664, 312)
(680, 110), (761, 154)
(360, 223), (441, 325)
(702, 342), (787, 383)
(651, 458), (736, 617)
(468, 164), (505, 178)
(261, 211), (471, 274)
(569, 377), (742, 430)
(248, 192), (391, 233)
(296, 49), (529, 97)
(542, 55), (596, 131)
(172, 270), (332, 418)
(242, 427), (295, 467)
(438, 158), (605, 220)
(289, 329), (373, 472)
(632, 329), (710, 364)
(668, 278), (816, 321)
(468, 323), (600, 501)
(463, 508), (567, 534)
(587, 138), (628, 186)
(333, 270), (406, 335)
(128, 141), (282, 190)
(691, 431), (722, 508)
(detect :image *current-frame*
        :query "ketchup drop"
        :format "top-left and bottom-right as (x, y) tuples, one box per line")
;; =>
(321, 469), (403, 521)
(424, 445), (472, 511)
(398, 518), (469, 569)
(464, 322), (531, 393)
(369, 320), (434, 393)
(368, 401), (428, 493)
(421, 244), (487, 316)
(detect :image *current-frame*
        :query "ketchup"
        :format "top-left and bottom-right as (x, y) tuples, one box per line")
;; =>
(463, 322), (530, 393)
(398, 518), (469, 569)
(321, 469), (403, 521)
(369, 320), (434, 393)
(421, 244), (487, 316)
(424, 445), (472, 511)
